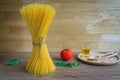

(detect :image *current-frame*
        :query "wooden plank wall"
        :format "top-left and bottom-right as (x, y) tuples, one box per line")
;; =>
(0, 0), (120, 52)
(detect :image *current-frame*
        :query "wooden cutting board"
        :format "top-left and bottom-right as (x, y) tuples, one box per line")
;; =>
(77, 52), (120, 66)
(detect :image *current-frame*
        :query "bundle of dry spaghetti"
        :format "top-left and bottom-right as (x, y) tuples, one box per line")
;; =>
(20, 3), (56, 75)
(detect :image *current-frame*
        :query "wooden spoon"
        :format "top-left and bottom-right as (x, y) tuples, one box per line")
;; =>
(88, 52), (115, 60)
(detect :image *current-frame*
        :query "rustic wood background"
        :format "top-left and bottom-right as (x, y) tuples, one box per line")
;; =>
(0, 0), (120, 52)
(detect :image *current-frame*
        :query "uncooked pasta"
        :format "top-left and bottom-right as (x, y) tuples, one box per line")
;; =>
(20, 3), (56, 75)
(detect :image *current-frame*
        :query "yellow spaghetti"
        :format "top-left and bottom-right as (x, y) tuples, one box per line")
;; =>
(20, 3), (56, 75)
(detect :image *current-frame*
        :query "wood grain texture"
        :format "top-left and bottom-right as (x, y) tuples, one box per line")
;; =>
(0, 0), (120, 52)
(0, 52), (120, 80)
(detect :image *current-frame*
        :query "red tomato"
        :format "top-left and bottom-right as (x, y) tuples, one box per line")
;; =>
(60, 49), (73, 61)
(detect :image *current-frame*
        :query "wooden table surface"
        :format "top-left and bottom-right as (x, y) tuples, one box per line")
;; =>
(0, 52), (120, 80)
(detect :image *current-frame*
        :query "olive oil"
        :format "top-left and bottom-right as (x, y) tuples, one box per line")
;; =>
(81, 48), (90, 56)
